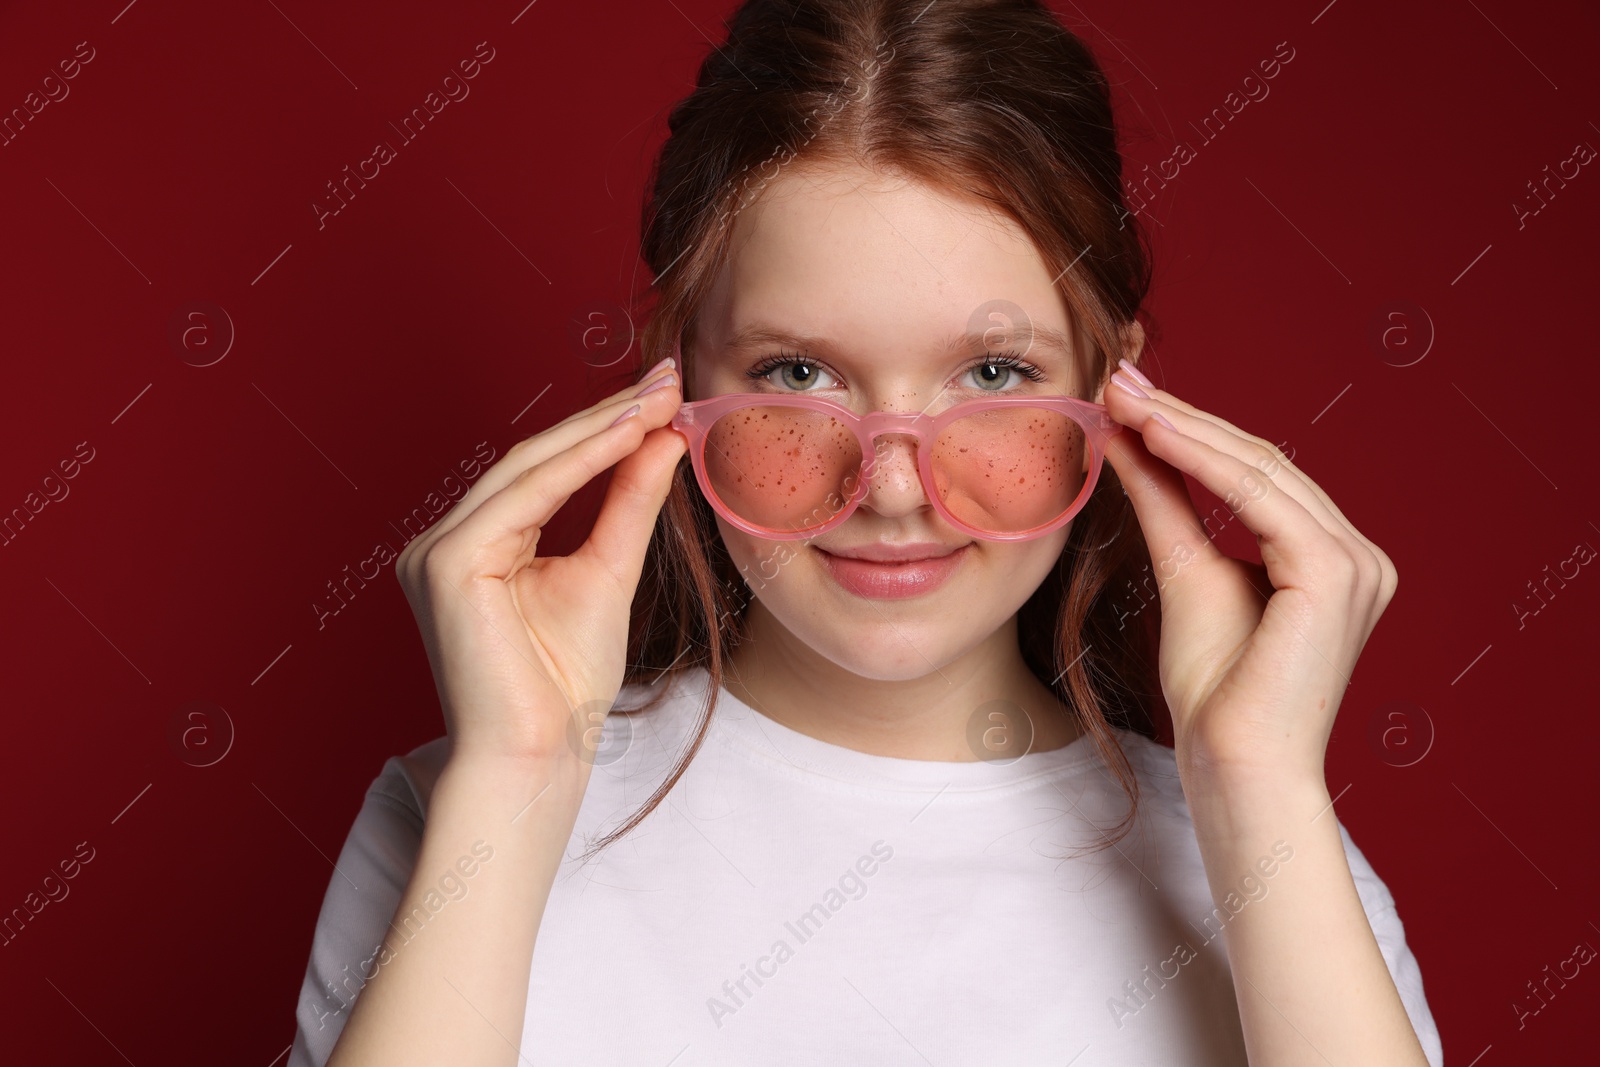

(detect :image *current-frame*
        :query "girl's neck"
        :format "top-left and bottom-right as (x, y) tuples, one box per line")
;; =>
(720, 603), (1084, 762)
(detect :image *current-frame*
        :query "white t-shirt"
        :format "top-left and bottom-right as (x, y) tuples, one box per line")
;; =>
(288, 664), (1443, 1066)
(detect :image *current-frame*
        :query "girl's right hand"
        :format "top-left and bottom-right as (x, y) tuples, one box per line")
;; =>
(394, 360), (685, 771)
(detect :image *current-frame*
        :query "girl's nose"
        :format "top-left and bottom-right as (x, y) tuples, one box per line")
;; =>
(859, 432), (929, 518)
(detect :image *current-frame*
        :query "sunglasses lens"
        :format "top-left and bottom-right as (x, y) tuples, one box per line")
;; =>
(700, 402), (1094, 538)
(929, 407), (1089, 536)
(704, 406), (864, 534)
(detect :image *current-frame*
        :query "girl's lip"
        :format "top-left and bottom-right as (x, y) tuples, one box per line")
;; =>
(821, 541), (967, 562)
(816, 544), (970, 600)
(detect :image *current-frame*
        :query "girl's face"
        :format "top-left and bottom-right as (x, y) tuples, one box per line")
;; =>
(691, 160), (1107, 682)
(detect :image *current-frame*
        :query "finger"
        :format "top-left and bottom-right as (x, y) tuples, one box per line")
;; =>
(576, 424), (688, 591)
(1099, 410), (1230, 573)
(473, 364), (678, 502)
(1135, 411), (1346, 597)
(430, 384), (682, 578)
(1117, 384), (1394, 601)
(540, 361), (679, 446)
(421, 375), (679, 551)
(1112, 375), (1372, 552)
(1139, 414), (1366, 688)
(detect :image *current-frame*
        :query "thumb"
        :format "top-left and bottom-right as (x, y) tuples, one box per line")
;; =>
(580, 425), (690, 590)
(1101, 420), (1216, 573)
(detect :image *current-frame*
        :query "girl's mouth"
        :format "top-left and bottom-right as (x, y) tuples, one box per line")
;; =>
(816, 544), (970, 600)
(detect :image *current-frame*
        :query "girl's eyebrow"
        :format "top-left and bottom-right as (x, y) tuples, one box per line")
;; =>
(720, 321), (1076, 360)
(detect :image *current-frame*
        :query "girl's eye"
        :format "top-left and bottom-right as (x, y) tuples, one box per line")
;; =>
(744, 349), (1047, 393)
(746, 352), (838, 391)
(965, 352), (1048, 392)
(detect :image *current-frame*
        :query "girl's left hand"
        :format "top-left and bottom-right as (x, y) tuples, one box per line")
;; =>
(1097, 359), (1399, 788)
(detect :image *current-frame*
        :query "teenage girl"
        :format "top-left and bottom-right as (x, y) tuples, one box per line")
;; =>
(290, 2), (1442, 1064)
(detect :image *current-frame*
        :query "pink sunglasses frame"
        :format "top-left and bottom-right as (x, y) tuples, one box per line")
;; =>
(668, 386), (1124, 543)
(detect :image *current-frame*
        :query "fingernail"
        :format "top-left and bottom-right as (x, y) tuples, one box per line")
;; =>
(632, 369), (672, 396)
(636, 372), (676, 397)
(1151, 412), (1177, 432)
(643, 355), (674, 377)
(1118, 358), (1154, 389)
(1111, 371), (1150, 399)
(608, 403), (641, 428)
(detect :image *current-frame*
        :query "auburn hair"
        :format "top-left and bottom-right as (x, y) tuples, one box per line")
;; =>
(581, 0), (1163, 860)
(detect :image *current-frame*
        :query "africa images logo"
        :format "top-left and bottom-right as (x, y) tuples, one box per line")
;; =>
(706, 841), (894, 1028)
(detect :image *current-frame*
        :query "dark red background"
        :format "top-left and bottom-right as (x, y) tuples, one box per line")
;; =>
(2, 0), (1596, 1062)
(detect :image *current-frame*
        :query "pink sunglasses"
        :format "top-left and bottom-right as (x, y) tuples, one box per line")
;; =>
(664, 344), (1123, 542)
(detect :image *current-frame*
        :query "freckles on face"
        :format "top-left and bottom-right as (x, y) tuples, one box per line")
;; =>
(690, 160), (1088, 665)
(930, 409), (1087, 533)
(703, 407), (862, 532)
